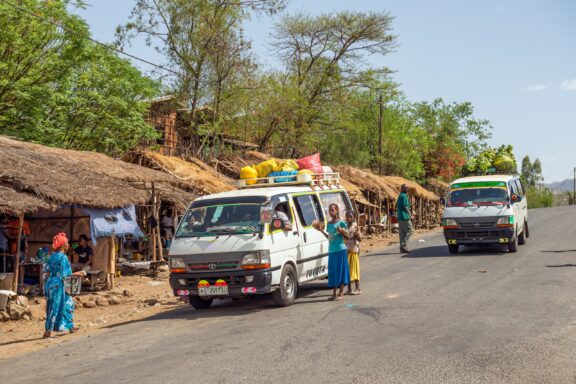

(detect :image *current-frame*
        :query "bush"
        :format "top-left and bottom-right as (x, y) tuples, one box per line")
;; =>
(526, 187), (554, 209)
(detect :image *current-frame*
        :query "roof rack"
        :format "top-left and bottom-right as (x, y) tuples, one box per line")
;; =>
(239, 172), (342, 189)
(462, 167), (519, 177)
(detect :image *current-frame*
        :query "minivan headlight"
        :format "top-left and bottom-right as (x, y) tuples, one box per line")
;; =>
(442, 218), (458, 227)
(241, 251), (271, 269)
(170, 257), (186, 270)
(496, 216), (514, 227)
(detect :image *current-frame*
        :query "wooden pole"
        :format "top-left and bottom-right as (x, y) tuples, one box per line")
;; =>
(12, 215), (24, 293)
(155, 199), (164, 261)
(151, 183), (158, 262)
(108, 236), (116, 290)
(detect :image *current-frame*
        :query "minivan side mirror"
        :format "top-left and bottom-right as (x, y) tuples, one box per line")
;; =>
(511, 194), (522, 203)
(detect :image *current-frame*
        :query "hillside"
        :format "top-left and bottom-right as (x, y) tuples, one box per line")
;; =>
(546, 179), (574, 193)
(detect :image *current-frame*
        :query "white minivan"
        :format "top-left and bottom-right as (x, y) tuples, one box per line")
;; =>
(441, 174), (529, 254)
(168, 173), (353, 309)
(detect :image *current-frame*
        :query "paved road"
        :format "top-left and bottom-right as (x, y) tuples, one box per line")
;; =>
(2, 206), (576, 384)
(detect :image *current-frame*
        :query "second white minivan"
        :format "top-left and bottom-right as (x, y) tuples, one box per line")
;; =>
(441, 174), (529, 254)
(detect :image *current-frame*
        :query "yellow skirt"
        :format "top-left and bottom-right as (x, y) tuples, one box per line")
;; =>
(348, 251), (360, 281)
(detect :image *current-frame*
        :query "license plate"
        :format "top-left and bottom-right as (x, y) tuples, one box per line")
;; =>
(198, 279), (229, 296)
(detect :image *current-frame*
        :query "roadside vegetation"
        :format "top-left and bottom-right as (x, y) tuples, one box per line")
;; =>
(0, 0), (547, 187)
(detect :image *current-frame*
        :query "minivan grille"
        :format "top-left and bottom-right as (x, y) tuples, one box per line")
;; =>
(187, 261), (239, 271)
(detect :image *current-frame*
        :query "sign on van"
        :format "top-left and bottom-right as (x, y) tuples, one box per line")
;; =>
(260, 208), (273, 224)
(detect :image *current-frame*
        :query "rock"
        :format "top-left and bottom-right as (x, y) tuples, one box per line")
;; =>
(146, 298), (159, 306)
(109, 296), (122, 305)
(157, 264), (169, 272)
(22, 314), (31, 321)
(33, 298), (45, 305)
(123, 289), (135, 298)
(83, 301), (97, 309)
(16, 295), (29, 308)
(0, 311), (10, 322)
(96, 298), (109, 306)
(9, 304), (26, 320)
(155, 271), (170, 279)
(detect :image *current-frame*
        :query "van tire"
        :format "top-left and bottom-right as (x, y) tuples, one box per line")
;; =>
(525, 220), (530, 238)
(518, 223), (527, 245)
(508, 229), (519, 253)
(189, 295), (213, 310)
(272, 264), (298, 307)
(448, 244), (459, 254)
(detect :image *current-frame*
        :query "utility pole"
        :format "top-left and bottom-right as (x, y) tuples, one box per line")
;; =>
(378, 93), (383, 175)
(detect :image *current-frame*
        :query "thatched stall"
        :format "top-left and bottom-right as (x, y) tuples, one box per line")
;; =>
(127, 151), (236, 195)
(380, 176), (440, 230)
(0, 136), (196, 293)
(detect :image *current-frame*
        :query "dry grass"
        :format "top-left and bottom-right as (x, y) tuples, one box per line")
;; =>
(0, 136), (195, 214)
(140, 151), (235, 195)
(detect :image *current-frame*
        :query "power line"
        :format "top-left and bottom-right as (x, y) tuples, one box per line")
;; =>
(0, 0), (202, 81)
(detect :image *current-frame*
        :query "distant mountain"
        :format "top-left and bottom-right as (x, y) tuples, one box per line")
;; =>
(546, 179), (574, 193)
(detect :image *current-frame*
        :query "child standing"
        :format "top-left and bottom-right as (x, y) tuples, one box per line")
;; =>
(345, 211), (362, 295)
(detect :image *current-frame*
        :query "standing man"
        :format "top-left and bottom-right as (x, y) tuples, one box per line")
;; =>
(396, 184), (413, 253)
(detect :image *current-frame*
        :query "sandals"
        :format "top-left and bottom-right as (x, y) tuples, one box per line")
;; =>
(43, 331), (51, 339)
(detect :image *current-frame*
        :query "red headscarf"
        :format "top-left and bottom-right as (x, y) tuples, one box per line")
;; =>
(52, 232), (68, 250)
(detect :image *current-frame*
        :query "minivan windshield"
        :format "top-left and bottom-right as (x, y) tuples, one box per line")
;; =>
(447, 182), (509, 207)
(175, 203), (263, 237)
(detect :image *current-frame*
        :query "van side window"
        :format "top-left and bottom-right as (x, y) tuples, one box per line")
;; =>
(319, 192), (352, 219)
(515, 179), (525, 196)
(270, 195), (293, 223)
(510, 181), (519, 196)
(293, 194), (324, 227)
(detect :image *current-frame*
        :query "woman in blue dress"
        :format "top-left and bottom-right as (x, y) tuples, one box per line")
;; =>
(313, 204), (350, 301)
(43, 233), (84, 338)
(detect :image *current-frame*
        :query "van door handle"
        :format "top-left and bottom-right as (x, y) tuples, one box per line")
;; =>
(303, 232), (308, 243)
(293, 231), (299, 236)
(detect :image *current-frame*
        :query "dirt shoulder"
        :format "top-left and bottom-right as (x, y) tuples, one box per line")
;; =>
(0, 227), (441, 360)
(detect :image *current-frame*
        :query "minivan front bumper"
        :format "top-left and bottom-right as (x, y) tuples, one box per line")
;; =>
(169, 267), (278, 297)
(443, 227), (515, 245)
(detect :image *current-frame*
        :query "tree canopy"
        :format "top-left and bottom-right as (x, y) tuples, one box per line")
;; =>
(0, 0), (159, 156)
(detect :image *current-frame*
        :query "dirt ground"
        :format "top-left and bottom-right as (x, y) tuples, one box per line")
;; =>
(0, 228), (439, 361)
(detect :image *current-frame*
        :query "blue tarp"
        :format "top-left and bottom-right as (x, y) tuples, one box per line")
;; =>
(83, 206), (144, 245)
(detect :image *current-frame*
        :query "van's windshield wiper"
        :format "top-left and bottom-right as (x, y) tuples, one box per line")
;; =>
(206, 225), (258, 234)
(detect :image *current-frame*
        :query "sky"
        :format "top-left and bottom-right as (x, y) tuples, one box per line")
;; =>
(72, 0), (576, 183)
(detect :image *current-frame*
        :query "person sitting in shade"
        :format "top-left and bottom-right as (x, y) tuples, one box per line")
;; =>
(272, 203), (293, 232)
(72, 234), (93, 273)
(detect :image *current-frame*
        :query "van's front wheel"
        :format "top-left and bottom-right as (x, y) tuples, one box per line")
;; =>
(272, 264), (298, 307)
(508, 228), (519, 253)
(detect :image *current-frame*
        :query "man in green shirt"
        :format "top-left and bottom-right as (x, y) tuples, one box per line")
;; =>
(396, 184), (413, 253)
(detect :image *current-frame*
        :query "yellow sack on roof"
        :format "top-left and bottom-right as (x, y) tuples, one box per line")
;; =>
(275, 160), (299, 172)
(240, 166), (258, 185)
(255, 159), (279, 178)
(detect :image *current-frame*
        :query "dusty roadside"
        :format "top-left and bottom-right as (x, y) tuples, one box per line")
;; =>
(0, 228), (440, 360)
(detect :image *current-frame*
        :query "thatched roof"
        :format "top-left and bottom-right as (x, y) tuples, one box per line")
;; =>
(0, 185), (56, 215)
(133, 151), (236, 195)
(380, 176), (439, 201)
(425, 178), (450, 197)
(335, 166), (399, 200)
(0, 136), (196, 214)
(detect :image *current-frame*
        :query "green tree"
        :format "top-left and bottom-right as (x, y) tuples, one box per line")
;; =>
(263, 10), (397, 154)
(117, 0), (286, 155)
(0, 0), (159, 155)
(521, 155), (534, 186)
(0, 0), (86, 137)
(409, 99), (492, 181)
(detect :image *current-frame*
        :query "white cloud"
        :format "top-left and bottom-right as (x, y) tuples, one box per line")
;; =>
(521, 84), (548, 92)
(560, 78), (576, 91)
